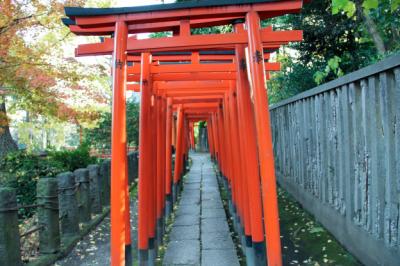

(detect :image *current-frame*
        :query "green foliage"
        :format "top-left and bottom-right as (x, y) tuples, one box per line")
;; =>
(314, 56), (344, 84)
(267, 0), (384, 102)
(332, 0), (356, 17)
(83, 99), (140, 149)
(149, 31), (172, 38)
(198, 121), (207, 128)
(47, 144), (96, 172)
(0, 145), (95, 219)
(0, 151), (64, 218)
(332, 0), (399, 16)
(268, 55), (321, 104)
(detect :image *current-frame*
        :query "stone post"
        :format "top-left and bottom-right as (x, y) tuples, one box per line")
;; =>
(88, 164), (102, 214)
(133, 152), (139, 180)
(99, 160), (107, 206)
(74, 168), (91, 223)
(101, 159), (111, 206)
(37, 178), (60, 254)
(57, 172), (79, 237)
(128, 153), (134, 184)
(0, 187), (22, 266)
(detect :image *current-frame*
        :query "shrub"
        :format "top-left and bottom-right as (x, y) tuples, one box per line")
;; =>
(47, 144), (97, 171)
(0, 151), (65, 218)
(0, 144), (96, 219)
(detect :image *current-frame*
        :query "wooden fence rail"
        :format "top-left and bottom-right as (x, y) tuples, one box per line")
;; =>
(270, 54), (400, 266)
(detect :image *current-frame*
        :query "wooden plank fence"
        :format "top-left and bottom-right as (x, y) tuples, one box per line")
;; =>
(270, 54), (400, 266)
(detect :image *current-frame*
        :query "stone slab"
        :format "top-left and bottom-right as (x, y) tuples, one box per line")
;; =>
(180, 197), (200, 205)
(201, 208), (226, 219)
(176, 204), (200, 216)
(163, 240), (200, 266)
(201, 249), (240, 266)
(202, 199), (223, 209)
(174, 214), (199, 226)
(169, 225), (200, 240)
(201, 231), (235, 250)
(201, 218), (229, 233)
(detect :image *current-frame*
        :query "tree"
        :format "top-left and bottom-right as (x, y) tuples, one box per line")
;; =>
(84, 99), (140, 149)
(0, 95), (18, 157)
(266, 0), (393, 102)
(332, 0), (400, 54)
(0, 0), (108, 157)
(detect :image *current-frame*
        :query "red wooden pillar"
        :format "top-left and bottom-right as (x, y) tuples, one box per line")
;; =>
(110, 21), (128, 266)
(211, 114), (220, 164)
(234, 22), (265, 263)
(156, 96), (164, 245)
(222, 95), (235, 202)
(207, 119), (214, 159)
(138, 52), (152, 265)
(217, 109), (226, 177)
(246, 11), (282, 266)
(149, 93), (157, 261)
(190, 123), (195, 150)
(161, 98), (167, 217)
(165, 98), (173, 216)
(173, 105), (184, 202)
(228, 82), (252, 240)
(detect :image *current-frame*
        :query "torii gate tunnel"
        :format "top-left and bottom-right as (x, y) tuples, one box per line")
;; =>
(63, 1), (305, 265)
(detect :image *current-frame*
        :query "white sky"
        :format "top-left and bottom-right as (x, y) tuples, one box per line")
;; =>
(71, 0), (176, 65)
(115, 0), (175, 7)
(73, 1), (178, 100)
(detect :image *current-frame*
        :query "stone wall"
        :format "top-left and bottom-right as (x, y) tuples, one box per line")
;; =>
(270, 55), (400, 266)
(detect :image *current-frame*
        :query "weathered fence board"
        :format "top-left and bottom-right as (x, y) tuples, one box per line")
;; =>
(270, 54), (400, 266)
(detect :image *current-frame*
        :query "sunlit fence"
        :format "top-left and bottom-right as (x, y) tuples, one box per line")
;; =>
(270, 54), (400, 266)
(0, 152), (138, 265)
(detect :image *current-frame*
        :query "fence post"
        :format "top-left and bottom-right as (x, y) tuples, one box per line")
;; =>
(88, 164), (102, 214)
(37, 178), (60, 254)
(57, 172), (79, 237)
(0, 187), (22, 266)
(74, 168), (91, 223)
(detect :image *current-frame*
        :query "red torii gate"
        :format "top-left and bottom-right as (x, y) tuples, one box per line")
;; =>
(62, 1), (305, 265)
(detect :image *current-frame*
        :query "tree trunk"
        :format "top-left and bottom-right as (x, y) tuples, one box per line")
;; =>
(0, 97), (18, 158)
(355, 0), (387, 54)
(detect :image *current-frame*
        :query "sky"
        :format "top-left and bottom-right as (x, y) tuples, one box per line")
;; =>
(115, 0), (175, 7)
(71, 1), (179, 100)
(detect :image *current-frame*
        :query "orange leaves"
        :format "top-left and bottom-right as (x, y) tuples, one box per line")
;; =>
(15, 66), (57, 89)
(1, 0), (107, 131)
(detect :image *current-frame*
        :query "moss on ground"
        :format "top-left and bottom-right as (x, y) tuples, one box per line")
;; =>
(278, 187), (361, 265)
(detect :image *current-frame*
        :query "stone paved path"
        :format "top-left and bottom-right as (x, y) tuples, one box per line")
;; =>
(163, 153), (239, 266)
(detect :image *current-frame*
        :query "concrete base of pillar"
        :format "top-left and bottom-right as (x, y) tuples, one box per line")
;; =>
(228, 200), (234, 220)
(138, 249), (148, 266)
(231, 204), (238, 233)
(157, 218), (164, 247)
(239, 223), (246, 254)
(125, 244), (132, 266)
(253, 241), (267, 266)
(245, 236), (256, 266)
(172, 184), (178, 205)
(165, 194), (173, 217)
(148, 237), (156, 266)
